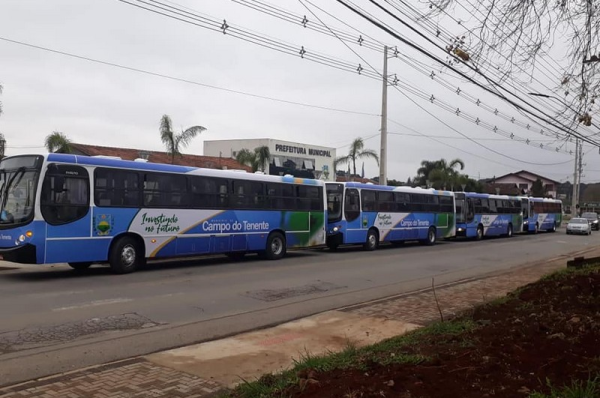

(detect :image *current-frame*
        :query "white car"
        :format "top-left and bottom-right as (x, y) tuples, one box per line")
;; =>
(566, 218), (592, 235)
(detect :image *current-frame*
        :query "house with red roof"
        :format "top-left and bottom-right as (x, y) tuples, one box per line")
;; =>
(64, 143), (252, 172)
(492, 170), (559, 197)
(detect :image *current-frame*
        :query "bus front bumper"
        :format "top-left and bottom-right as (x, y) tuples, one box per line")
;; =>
(0, 244), (37, 264)
(326, 232), (344, 248)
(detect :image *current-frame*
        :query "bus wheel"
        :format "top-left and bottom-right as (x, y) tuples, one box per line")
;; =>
(265, 232), (286, 260)
(327, 242), (339, 251)
(364, 229), (379, 251)
(68, 262), (92, 271)
(109, 236), (140, 274)
(506, 223), (513, 238)
(534, 223), (539, 234)
(425, 227), (437, 246)
(476, 225), (484, 241)
(549, 223), (557, 233)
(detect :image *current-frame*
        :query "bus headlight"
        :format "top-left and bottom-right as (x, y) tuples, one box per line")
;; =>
(18, 235), (26, 242)
(457, 228), (464, 232)
(25, 231), (33, 238)
(332, 226), (339, 232)
(524, 220), (529, 225)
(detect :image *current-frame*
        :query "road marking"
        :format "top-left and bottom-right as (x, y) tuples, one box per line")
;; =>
(52, 298), (133, 312)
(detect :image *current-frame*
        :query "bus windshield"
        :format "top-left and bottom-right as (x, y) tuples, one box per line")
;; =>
(326, 183), (343, 222)
(0, 156), (43, 227)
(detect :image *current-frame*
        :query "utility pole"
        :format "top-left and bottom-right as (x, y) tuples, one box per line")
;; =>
(572, 138), (579, 214)
(578, 139), (584, 206)
(379, 45), (388, 186)
(527, 92), (583, 213)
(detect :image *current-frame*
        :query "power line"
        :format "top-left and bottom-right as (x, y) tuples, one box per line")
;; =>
(0, 36), (379, 117)
(299, 0), (575, 165)
(119, 0), (382, 79)
(237, 0), (579, 145)
(341, 0), (600, 147)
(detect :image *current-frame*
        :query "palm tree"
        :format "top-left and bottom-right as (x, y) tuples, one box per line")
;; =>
(160, 115), (206, 164)
(254, 146), (270, 172)
(334, 137), (379, 178)
(415, 158), (464, 188)
(235, 146), (270, 172)
(427, 158), (465, 190)
(45, 131), (72, 153)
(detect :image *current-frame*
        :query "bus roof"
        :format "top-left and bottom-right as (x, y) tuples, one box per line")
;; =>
(328, 181), (454, 196)
(37, 153), (324, 186)
(459, 192), (518, 200)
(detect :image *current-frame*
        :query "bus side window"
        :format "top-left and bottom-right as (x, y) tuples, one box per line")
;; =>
(344, 189), (360, 222)
(466, 198), (475, 222)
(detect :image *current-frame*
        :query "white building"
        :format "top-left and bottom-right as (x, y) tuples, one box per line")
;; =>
(203, 139), (336, 180)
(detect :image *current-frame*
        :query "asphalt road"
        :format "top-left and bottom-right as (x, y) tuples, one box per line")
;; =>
(0, 230), (598, 386)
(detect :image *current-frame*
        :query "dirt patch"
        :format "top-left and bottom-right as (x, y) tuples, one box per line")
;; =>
(238, 267), (600, 398)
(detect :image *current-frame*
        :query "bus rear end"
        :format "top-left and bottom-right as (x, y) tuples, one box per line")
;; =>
(0, 155), (45, 264)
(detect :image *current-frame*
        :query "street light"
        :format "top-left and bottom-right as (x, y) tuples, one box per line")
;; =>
(528, 92), (579, 212)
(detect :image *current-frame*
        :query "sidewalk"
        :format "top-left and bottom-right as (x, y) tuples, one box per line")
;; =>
(0, 251), (588, 398)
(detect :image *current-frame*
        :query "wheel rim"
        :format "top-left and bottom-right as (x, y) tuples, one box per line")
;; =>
(478, 228), (483, 239)
(121, 244), (136, 267)
(429, 230), (435, 243)
(508, 226), (512, 237)
(368, 233), (377, 248)
(271, 237), (283, 255)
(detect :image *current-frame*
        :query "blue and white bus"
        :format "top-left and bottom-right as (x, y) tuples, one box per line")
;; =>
(454, 192), (523, 239)
(0, 154), (326, 273)
(521, 196), (563, 233)
(325, 182), (455, 250)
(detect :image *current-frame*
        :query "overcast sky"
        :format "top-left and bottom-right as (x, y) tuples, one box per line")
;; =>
(1, 0), (598, 182)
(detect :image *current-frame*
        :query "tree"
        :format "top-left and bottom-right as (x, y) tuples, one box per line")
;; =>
(415, 158), (464, 188)
(235, 146), (271, 172)
(406, 177), (412, 186)
(334, 137), (379, 179)
(531, 178), (545, 197)
(429, 0), (600, 115)
(160, 115), (206, 164)
(387, 179), (403, 186)
(45, 132), (72, 153)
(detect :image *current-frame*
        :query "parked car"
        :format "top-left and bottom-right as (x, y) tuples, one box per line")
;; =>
(566, 218), (592, 235)
(581, 212), (600, 230)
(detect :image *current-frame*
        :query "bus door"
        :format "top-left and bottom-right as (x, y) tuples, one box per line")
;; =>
(465, 197), (475, 233)
(521, 198), (530, 230)
(40, 164), (95, 263)
(344, 188), (362, 243)
(454, 193), (466, 225)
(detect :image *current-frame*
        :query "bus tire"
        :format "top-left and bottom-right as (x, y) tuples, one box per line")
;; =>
(534, 223), (539, 234)
(549, 223), (556, 233)
(475, 225), (484, 241)
(327, 242), (339, 251)
(424, 227), (437, 246)
(363, 229), (379, 251)
(109, 236), (140, 274)
(265, 232), (286, 260)
(506, 223), (513, 238)
(68, 262), (92, 271)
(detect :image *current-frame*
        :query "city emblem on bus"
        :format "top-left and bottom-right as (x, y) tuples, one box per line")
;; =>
(362, 217), (368, 228)
(95, 214), (113, 236)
